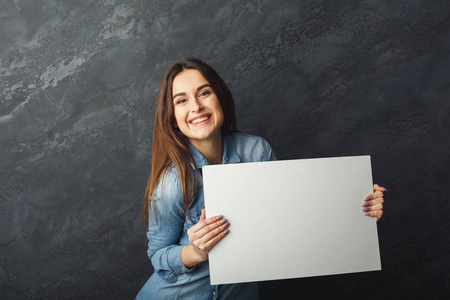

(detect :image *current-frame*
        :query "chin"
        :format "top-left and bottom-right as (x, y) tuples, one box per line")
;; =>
(191, 130), (221, 142)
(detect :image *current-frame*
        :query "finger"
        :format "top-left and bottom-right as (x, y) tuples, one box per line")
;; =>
(190, 221), (229, 250)
(364, 190), (383, 201)
(362, 202), (383, 212)
(374, 190), (384, 198)
(373, 184), (387, 192)
(194, 218), (228, 239)
(365, 209), (383, 221)
(199, 221), (230, 245)
(369, 203), (383, 212)
(202, 228), (230, 251)
(191, 215), (224, 233)
(362, 197), (384, 207)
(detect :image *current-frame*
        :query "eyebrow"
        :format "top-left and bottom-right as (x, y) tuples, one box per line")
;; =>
(173, 84), (211, 100)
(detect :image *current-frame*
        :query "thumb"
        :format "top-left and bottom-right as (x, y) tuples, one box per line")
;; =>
(373, 184), (387, 192)
(200, 206), (206, 221)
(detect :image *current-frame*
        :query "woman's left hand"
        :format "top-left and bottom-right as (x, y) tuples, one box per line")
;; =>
(362, 184), (387, 221)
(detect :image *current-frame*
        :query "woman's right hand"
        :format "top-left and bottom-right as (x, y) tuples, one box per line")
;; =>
(182, 207), (229, 267)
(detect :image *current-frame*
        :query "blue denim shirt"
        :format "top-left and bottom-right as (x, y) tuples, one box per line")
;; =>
(136, 132), (276, 300)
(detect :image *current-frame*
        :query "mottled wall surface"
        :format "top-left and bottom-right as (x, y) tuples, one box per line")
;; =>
(1, 0), (449, 299)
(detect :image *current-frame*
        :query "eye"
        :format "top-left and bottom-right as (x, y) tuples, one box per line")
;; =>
(176, 98), (187, 105)
(199, 90), (210, 98)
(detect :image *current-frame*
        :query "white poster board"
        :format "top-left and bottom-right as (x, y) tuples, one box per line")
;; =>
(203, 155), (381, 285)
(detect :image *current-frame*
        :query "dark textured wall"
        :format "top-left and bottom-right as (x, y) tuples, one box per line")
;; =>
(1, 0), (449, 299)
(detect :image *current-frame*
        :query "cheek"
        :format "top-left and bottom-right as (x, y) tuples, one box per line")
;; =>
(216, 104), (224, 125)
(173, 109), (183, 128)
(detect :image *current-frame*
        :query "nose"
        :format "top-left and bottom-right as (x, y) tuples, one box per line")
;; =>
(191, 97), (204, 113)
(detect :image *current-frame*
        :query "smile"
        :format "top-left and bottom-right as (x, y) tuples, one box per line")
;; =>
(190, 114), (211, 125)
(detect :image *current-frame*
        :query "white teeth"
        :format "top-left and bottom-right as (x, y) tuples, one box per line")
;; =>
(191, 116), (209, 124)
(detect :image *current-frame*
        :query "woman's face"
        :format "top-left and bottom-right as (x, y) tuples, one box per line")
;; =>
(172, 69), (224, 145)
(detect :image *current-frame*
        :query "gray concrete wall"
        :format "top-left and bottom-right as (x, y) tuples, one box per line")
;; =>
(1, 0), (449, 299)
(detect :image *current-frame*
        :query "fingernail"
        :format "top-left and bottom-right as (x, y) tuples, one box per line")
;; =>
(362, 202), (369, 207)
(363, 208), (369, 212)
(222, 222), (229, 229)
(223, 229), (229, 235)
(381, 187), (388, 192)
(216, 215), (223, 220)
(364, 196), (371, 201)
(219, 218), (227, 224)
(364, 212), (371, 216)
(202, 206), (205, 210)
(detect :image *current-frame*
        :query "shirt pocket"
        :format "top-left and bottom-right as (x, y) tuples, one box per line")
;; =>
(184, 211), (201, 230)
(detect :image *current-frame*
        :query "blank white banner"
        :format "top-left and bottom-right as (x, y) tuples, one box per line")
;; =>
(203, 155), (381, 285)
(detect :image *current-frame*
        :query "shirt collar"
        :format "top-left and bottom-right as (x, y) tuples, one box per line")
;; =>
(187, 133), (241, 169)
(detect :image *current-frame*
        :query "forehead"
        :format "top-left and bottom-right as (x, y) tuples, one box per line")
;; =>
(172, 69), (209, 96)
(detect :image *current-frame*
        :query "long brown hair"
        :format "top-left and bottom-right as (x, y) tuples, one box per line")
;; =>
(143, 58), (237, 230)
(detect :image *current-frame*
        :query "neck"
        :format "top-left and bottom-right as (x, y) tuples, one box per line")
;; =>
(189, 132), (223, 165)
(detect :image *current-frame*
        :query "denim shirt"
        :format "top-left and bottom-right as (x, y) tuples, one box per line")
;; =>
(136, 132), (276, 300)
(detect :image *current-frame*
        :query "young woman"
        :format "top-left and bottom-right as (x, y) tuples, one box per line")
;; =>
(136, 58), (386, 299)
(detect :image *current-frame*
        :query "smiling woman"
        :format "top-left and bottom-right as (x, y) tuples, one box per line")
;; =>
(136, 58), (386, 299)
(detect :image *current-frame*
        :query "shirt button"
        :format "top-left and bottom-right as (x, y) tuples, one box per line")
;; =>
(212, 290), (216, 295)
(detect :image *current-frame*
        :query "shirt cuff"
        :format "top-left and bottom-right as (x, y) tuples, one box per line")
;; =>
(167, 245), (196, 274)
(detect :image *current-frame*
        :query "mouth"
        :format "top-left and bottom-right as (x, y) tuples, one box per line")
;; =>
(189, 114), (212, 125)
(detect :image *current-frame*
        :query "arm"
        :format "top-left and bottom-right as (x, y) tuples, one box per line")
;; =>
(147, 170), (230, 281)
(146, 171), (193, 283)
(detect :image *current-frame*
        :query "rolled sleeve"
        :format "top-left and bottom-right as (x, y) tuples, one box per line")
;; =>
(149, 245), (194, 283)
(146, 169), (194, 283)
